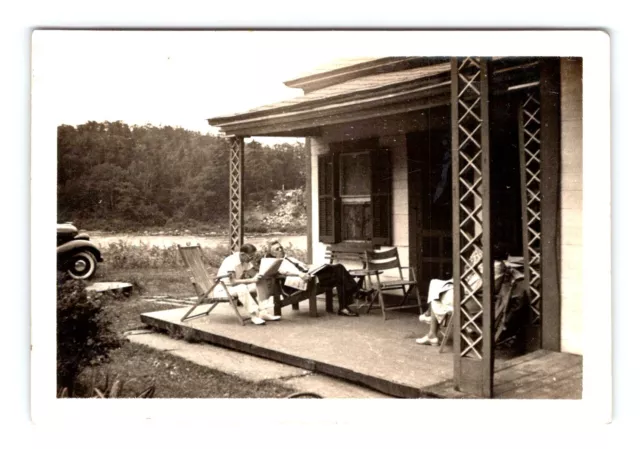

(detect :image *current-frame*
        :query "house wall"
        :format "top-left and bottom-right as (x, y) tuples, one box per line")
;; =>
(559, 58), (583, 355)
(310, 112), (430, 272)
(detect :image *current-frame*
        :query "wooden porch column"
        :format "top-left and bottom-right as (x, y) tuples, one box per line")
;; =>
(451, 57), (495, 398)
(539, 59), (562, 351)
(305, 137), (313, 264)
(229, 136), (245, 252)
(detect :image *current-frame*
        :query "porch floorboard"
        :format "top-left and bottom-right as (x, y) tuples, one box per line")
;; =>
(140, 299), (582, 399)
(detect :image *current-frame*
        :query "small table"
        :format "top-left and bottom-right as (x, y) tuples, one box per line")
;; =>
(323, 269), (380, 313)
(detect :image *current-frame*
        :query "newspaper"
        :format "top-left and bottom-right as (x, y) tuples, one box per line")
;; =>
(283, 276), (308, 291)
(258, 258), (283, 277)
(308, 264), (330, 276)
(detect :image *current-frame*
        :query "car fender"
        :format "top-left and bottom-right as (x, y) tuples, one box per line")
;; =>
(57, 240), (103, 262)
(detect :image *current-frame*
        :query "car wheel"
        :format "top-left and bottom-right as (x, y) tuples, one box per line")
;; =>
(67, 251), (98, 280)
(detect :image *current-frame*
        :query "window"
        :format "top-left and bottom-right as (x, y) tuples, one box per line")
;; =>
(340, 152), (372, 241)
(317, 140), (391, 245)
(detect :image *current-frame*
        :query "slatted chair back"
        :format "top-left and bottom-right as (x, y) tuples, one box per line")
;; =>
(177, 245), (248, 325)
(179, 245), (215, 298)
(363, 247), (424, 320)
(317, 243), (376, 313)
(325, 242), (373, 269)
(365, 247), (404, 279)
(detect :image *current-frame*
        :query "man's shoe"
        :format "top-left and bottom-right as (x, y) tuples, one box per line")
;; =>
(418, 313), (430, 324)
(259, 313), (281, 321)
(415, 335), (439, 345)
(338, 308), (358, 317)
(250, 316), (266, 325)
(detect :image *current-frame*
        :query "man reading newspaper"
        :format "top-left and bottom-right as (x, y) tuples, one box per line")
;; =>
(213, 243), (281, 325)
(264, 239), (359, 317)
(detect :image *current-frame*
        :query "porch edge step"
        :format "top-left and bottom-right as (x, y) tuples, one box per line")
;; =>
(141, 313), (425, 399)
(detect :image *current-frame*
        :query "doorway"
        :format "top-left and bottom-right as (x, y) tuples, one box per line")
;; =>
(407, 106), (453, 296)
(407, 98), (525, 299)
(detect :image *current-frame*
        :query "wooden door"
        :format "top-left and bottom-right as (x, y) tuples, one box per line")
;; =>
(407, 123), (453, 296)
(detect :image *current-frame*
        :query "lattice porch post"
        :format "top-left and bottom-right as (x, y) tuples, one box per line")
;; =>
(519, 92), (542, 327)
(451, 57), (495, 398)
(229, 136), (245, 252)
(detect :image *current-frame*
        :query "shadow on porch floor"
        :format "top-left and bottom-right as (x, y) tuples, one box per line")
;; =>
(140, 299), (582, 399)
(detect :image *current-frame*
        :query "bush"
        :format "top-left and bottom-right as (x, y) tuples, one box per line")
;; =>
(57, 272), (124, 390)
(101, 241), (230, 270)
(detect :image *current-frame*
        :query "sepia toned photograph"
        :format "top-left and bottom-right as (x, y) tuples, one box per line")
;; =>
(31, 30), (610, 419)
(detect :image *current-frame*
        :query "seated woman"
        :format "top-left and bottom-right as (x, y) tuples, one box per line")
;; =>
(263, 238), (359, 317)
(416, 245), (507, 345)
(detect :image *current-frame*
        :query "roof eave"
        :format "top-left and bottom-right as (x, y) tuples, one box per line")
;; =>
(283, 56), (450, 92)
(212, 81), (452, 137)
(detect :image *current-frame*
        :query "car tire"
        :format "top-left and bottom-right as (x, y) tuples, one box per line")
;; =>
(67, 251), (98, 280)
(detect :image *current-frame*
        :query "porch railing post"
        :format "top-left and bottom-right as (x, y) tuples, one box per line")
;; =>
(451, 57), (495, 398)
(229, 136), (245, 252)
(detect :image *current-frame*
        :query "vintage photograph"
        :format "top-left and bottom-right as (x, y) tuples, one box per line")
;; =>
(32, 31), (608, 409)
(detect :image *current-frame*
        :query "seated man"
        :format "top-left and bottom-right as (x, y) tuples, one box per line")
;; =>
(264, 238), (359, 317)
(213, 243), (280, 325)
(416, 246), (506, 345)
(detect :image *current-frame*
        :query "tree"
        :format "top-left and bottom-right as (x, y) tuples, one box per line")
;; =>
(57, 121), (307, 230)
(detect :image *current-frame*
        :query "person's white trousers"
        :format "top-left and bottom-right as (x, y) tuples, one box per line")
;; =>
(213, 281), (272, 315)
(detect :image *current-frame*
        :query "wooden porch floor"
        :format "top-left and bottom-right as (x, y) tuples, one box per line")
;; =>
(141, 299), (582, 399)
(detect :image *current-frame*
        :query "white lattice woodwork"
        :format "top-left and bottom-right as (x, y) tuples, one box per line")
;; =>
(229, 137), (244, 251)
(451, 57), (495, 398)
(519, 92), (542, 324)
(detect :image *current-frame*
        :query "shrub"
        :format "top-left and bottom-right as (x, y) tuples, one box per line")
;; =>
(100, 240), (230, 270)
(57, 272), (124, 390)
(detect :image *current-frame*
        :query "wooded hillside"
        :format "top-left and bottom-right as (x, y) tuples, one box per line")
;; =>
(57, 121), (307, 231)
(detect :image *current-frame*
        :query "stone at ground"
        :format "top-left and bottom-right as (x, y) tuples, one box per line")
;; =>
(86, 282), (133, 296)
(127, 331), (392, 398)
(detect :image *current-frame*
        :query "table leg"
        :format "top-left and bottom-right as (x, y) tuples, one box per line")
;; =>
(273, 291), (282, 317)
(325, 288), (334, 313)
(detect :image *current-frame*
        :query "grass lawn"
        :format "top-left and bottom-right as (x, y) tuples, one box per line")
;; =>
(75, 342), (295, 398)
(97, 267), (191, 335)
(71, 266), (296, 398)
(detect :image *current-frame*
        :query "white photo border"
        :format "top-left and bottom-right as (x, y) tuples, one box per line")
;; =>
(31, 29), (611, 428)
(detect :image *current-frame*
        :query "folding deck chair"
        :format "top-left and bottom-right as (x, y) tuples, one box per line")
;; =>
(363, 247), (425, 320)
(178, 244), (258, 325)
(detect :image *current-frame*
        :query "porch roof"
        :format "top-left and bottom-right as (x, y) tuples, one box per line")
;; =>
(207, 57), (452, 137)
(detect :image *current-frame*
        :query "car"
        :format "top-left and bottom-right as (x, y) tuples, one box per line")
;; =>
(57, 223), (103, 280)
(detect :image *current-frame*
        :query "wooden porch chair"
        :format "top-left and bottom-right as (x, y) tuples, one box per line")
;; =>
(437, 263), (521, 352)
(178, 244), (256, 325)
(324, 242), (377, 313)
(363, 247), (425, 320)
(272, 275), (319, 317)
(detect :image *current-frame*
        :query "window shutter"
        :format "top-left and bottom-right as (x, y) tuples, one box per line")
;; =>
(371, 148), (392, 246)
(318, 152), (340, 243)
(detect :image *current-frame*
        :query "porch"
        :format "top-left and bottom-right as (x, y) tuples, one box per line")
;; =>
(140, 299), (582, 399)
(206, 56), (584, 398)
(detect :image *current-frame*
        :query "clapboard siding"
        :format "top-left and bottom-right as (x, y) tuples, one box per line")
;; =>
(382, 135), (410, 257)
(310, 136), (330, 266)
(559, 58), (583, 355)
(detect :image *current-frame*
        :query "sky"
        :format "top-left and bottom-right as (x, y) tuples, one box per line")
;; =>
(32, 31), (384, 142)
